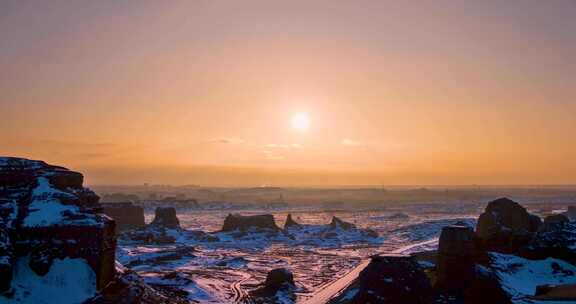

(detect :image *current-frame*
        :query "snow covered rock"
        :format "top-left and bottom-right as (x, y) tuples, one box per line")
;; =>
(102, 202), (145, 232)
(221, 213), (280, 232)
(436, 225), (476, 291)
(0, 157), (116, 299)
(475, 198), (541, 253)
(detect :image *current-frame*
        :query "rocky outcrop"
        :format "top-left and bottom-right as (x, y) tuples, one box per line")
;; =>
(475, 197), (541, 253)
(0, 157), (115, 295)
(124, 207), (182, 244)
(435, 225), (476, 291)
(221, 214), (280, 232)
(151, 207), (180, 229)
(284, 214), (301, 229)
(352, 254), (433, 304)
(329, 216), (356, 230)
(102, 202), (145, 232)
(250, 268), (296, 304)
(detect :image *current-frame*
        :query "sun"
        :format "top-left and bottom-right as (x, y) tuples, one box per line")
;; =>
(291, 112), (310, 131)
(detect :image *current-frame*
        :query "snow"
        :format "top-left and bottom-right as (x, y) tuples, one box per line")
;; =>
(23, 177), (80, 227)
(22, 177), (100, 227)
(490, 252), (576, 301)
(1, 255), (96, 304)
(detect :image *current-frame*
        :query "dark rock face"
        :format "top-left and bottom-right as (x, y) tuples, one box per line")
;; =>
(221, 214), (280, 232)
(436, 225), (476, 291)
(102, 202), (145, 232)
(475, 197), (540, 253)
(251, 268), (296, 304)
(329, 216), (356, 230)
(352, 254), (433, 304)
(151, 207), (180, 229)
(0, 157), (116, 293)
(284, 214), (301, 229)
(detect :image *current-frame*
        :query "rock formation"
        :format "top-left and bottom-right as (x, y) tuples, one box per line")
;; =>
(102, 202), (145, 232)
(475, 197), (541, 253)
(124, 207), (182, 244)
(0, 157), (115, 295)
(329, 216), (356, 230)
(250, 268), (296, 303)
(351, 254), (433, 304)
(284, 213), (301, 229)
(435, 224), (476, 291)
(221, 213), (280, 232)
(151, 206), (180, 229)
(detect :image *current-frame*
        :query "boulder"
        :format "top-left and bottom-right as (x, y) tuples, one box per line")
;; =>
(221, 214), (280, 232)
(436, 225), (476, 291)
(284, 214), (301, 229)
(329, 216), (356, 230)
(264, 268), (295, 291)
(0, 157), (116, 295)
(151, 207), (180, 229)
(102, 202), (145, 232)
(351, 254), (433, 304)
(475, 198), (540, 253)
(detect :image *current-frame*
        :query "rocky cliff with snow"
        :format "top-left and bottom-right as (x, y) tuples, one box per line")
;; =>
(0, 157), (116, 302)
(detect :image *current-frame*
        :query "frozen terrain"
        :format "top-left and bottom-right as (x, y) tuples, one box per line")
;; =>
(117, 202), (484, 303)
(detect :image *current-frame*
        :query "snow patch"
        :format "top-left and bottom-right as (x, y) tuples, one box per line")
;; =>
(1, 255), (96, 304)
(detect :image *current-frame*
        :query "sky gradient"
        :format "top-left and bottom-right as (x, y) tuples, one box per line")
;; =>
(1, 0), (576, 186)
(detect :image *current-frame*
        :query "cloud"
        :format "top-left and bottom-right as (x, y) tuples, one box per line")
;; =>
(210, 138), (245, 144)
(263, 143), (302, 149)
(341, 138), (362, 146)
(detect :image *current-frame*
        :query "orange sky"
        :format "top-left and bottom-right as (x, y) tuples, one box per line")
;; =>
(1, 1), (576, 186)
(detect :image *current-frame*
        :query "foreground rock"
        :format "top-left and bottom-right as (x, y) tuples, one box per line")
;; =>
(221, 213), (280, 232)
(435, 225), (476, 291)
(102, 202), (145, 232)
(250, 268), (296, 304)
(475, 197), (541, 253)
(542, 214), (570, 230)
(0, 157), (115, 300)
(352, 254), (433, 304)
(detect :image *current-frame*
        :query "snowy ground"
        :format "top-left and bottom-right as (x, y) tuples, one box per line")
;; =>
(118, 202), (484, 303)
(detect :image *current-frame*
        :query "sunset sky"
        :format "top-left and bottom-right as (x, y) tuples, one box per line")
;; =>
(1, 1), (576, 186)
